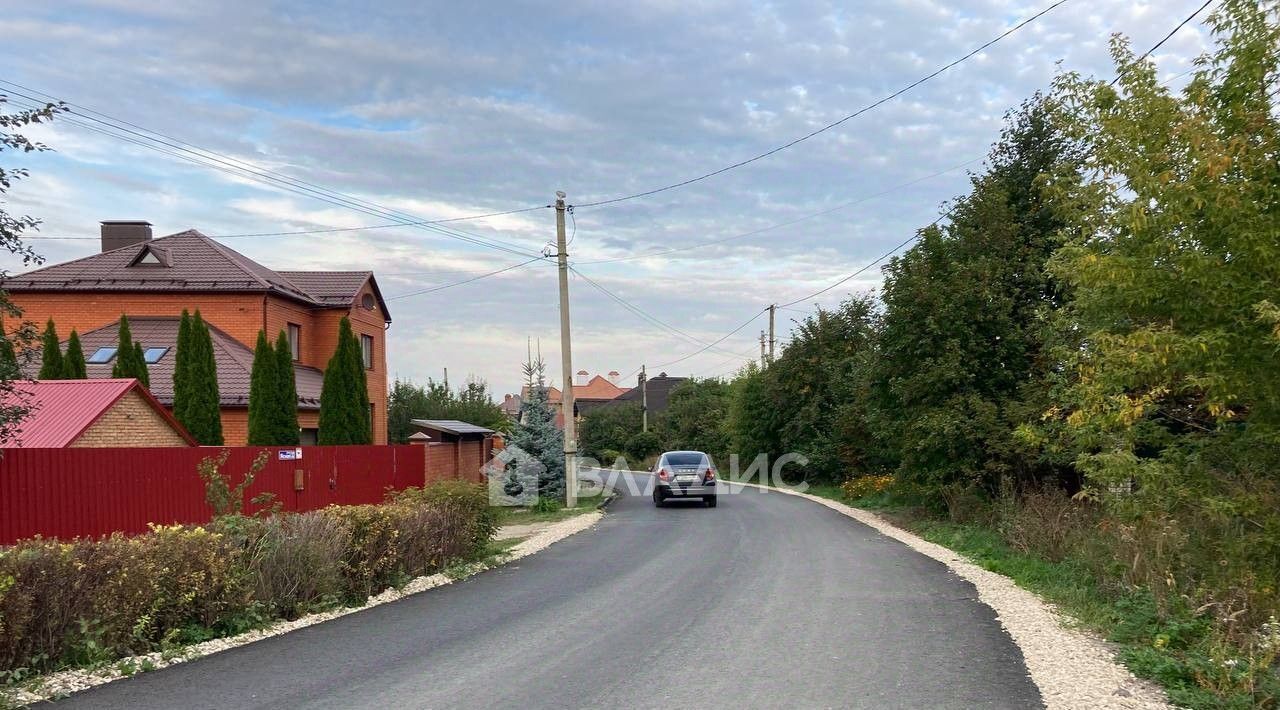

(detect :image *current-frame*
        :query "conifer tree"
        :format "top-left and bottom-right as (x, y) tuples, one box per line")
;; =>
(132, 341), (149, 387)
(37, 319), (63, 380)
(173, 310), (192, 424)
(62, 330), (87, 379)
(182, 311), (223, 445)
(274, 330), (300, 445)
(508, 353), (565, 500)
(0, 334), (18, 382)
(247, 330), (278, 445)
(318, 317), (370, 444)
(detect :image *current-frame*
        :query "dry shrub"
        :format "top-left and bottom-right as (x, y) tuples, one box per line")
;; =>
(939, 483), (994, 525)
(999, 488), (1103, 563)
(388, 481), (496, 551)
(244, 512), (349, 618)
(0, 526), (249, 672)
(328, 504), (402, 600)
(1, 481), (497, 675)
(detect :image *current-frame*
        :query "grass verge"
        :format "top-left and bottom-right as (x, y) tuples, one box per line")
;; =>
(786, 483), (1277, 710)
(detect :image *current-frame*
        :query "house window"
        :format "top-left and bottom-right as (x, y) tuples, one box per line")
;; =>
(361, 334), (373, 370)
(142, 347), (169, 364)
(287, 323), (301, 361)
(361, 293), (375, 310)
(87, 347), (117, 364)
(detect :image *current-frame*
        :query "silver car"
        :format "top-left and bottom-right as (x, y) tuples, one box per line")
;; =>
(652, 450), (718, 507)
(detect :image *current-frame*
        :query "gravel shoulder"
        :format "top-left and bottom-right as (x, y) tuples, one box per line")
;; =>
(734, 481), (1172, 710)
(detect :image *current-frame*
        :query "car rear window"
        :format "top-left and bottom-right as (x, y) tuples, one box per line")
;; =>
(665, 453), (705, 466)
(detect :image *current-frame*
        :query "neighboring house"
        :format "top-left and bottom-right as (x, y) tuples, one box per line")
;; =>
(0, 379), (196, 448)
(499, 392), (522, 421)
(510, 369), (626, 429)
(65, 317), (324, 444)
(4, 221), (391, 445)
(614, 372), (688, 419)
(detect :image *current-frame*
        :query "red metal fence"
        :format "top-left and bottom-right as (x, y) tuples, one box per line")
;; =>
(0, 445), (428, 544)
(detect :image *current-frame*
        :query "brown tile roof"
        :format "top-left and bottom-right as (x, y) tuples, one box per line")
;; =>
(4, 230), (390, 321)
(33, 317), (323, 410)
(616, 374), (688, 415)
(574, 374), (625, 401)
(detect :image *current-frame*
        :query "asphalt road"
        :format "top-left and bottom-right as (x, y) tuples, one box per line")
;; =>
(56, 475), (1043, 709)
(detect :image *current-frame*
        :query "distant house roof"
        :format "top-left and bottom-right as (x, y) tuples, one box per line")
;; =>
(410, 419), (495, 436)
(0, 378), (197, 447)
(29, 317), (324, 410)
(3, 230), (390, 322)
(616, 373), (689, 415)
(574, 375), (626, 401)
(520, 384), (562, 404)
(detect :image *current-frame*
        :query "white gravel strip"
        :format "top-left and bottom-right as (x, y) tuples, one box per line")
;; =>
(735, 482), (1172, 710)
(7, 511), (603, 707)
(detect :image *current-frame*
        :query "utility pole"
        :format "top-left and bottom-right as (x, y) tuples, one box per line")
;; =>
(555, 192), (578, 507)
(640, 365), (648, 433)
(759, 331), (767, 368)
(767, 304), (776, 363)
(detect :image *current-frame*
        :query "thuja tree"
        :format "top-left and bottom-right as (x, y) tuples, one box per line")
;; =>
(247, 330), (279, 445)
(273, 330), (299, 445)
(318, 317), (370, 445)
(37, 319), (62, 379)
(507, 354), (564, 500)
(0, 97), (64, 437)
(175, 311), (223, 445)
(63, 330), (86, 379)
(111, 316), (149, 386)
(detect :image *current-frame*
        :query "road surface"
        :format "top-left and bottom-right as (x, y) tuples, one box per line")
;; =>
(56, 476), (1042, 709)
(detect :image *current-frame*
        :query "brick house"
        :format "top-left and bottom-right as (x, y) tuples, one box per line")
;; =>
(0, 378), (196, 448)
(509, 369), (626, 429)
(4, 221), (391, 445)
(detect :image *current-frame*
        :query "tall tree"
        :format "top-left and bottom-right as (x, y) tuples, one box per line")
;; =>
(132, 341), (149, 387)
(173, 310), (193, 424)
(37, 319), (62, 380)
(180, 311), (223, 445)
(507, 354), (564, 499)
(274, 330), (300, 445)
(247, 330), (278, 445)
(387, 377), (509, 443)
(110, 315), (149, 386)
(318, 317), (370, 445)
(62, 330), (87, 379)
(0, 97), (65, 437)
(873, 95), (1083, 492)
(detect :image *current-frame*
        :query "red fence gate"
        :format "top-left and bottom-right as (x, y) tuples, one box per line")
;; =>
(0, 445), (427, 544)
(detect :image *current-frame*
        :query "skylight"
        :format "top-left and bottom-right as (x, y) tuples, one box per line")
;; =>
(86, 347), (117, 364)
(143, 347), (169, 364)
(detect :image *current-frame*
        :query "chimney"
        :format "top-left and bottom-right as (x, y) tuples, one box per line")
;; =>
(607, 370), (620, 386)
(575, 369), (589, 386)
(100, 221), (152, 252)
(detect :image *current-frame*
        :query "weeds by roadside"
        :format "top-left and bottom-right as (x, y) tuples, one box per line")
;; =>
(826, 480), (1280, 709)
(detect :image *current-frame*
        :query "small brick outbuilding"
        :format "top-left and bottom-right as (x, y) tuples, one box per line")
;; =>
(0, 379), (196, 448)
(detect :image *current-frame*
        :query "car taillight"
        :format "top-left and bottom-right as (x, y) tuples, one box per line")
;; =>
(658, 469), (669, 480)
(704, 468), (716, 480)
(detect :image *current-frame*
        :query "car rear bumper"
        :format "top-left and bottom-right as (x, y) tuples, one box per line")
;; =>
(656, 482), (717, 496)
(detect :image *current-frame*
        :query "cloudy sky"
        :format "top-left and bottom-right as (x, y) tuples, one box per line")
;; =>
(0, 0), (1211, 396)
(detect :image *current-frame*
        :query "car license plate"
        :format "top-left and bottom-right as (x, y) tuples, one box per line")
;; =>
(676, 474), (698, 483)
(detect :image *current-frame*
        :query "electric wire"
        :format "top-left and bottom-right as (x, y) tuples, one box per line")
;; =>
(385, 257), (546, 301)
(572, 0), (1073, 209)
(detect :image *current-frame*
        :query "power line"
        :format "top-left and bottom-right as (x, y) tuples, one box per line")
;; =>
(0, 83), (549, 257)
(572, 0), (1073, 210)
(574, 157), (982, 265)
(1111, 0), (1215, 86)
(568, 266), (756, 361)
(385, 257), (547, 301)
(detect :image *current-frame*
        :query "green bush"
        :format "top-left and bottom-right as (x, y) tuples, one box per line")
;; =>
(0, 481), (495, 676)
